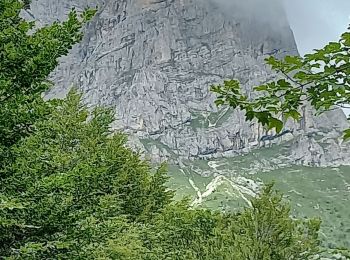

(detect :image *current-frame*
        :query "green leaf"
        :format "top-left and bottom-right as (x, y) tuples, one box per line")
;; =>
(246, 110), (255, 121)
(285, 110), (301, 121)
(324, 42), (341, 53)
(254, 85), (268, 91)
(341, 32), (350, 46)
(255, 112), (270, 126)
(215, 99), (225, 106)
(268, 117), (283, 133)
(344, 129), (350, 141)
(277, 79), (291, 89)
(284, 55), (302, 66)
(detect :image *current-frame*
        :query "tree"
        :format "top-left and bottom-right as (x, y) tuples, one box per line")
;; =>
(227, 185), (321, 260)
(0, 91), (173, 258)
(211, 26), (350, 139)
(0, 0), (95, 256)
(135, 185), (322, 260)
(0, 0), (95, 161)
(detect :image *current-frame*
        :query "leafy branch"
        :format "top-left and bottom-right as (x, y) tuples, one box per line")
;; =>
(212, 26), (350, 139)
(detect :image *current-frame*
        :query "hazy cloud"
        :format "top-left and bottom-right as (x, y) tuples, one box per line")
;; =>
(208, 0), (350, 54)
(209, 0), (287, 26)
(284, 0), (350, 54)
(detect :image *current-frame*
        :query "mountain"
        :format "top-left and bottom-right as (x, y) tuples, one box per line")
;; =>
(27, 0), (350, 247)
(26, 0), (349, 166)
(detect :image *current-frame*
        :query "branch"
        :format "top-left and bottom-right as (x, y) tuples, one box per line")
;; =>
(280, 70), (303, 89)
(280, 63), (350, 90)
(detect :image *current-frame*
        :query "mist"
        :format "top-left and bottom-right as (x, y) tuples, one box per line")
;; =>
(208, 0), (350, 53)
(209, 0), (287, 27)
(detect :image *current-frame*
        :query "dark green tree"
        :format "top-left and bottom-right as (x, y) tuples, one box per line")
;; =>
(137, 185), (322, 260)
(0, 0), (95, 255)
(0, 0), (95, 159)
(1, 91), (173, 258)
(227, 185), (321, 260)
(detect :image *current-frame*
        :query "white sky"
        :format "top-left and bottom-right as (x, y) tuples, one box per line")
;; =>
(284, 0), (350, 55)
(284, 0), (350, 117)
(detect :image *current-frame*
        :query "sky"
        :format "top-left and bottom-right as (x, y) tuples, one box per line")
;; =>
(284, 0), (350, 116)
(284, 0), (350, 55)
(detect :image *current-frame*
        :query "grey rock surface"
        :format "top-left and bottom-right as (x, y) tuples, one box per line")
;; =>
(29, 0), (350, 166)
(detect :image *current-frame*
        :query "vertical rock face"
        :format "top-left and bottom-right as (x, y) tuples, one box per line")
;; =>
(29, 0), (349, 165)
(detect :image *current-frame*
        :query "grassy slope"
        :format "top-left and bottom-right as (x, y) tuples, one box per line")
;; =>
(167, 148), (350, 248)
(141, 108), (350, 247)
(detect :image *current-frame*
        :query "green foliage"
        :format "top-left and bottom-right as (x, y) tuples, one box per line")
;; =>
(0, 0), (96, 159)
(0, 92), (325, 259)
(0, 90), (320, 259)
(0, 194), (26, 252)
(0, 1), (96, 256)
(227, 184), (321, 260)
(137, 185), (322, 260)
(0, 1), (340, 259)
(0, 95), (328, 259)
(212, 26), (350, 137)
(0, 91), (173, 258)
(143, 201), (224, 259)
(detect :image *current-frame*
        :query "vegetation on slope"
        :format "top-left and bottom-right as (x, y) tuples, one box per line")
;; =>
(0, 0), (349, 259)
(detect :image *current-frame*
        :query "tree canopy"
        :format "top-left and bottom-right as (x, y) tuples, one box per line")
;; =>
(0, 91), (174, 258)
(0, 0), (95, 158)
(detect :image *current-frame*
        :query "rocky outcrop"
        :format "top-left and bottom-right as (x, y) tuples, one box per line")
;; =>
(29, 0), (349, 166)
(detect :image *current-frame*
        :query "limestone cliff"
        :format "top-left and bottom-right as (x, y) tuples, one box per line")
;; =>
(27, 0), (350, 166)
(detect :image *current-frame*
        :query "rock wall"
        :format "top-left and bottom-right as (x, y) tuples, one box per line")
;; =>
(28, 0), (349, 165)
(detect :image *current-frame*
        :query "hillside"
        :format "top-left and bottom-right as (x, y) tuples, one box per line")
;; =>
(27, 0), (350, 249)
